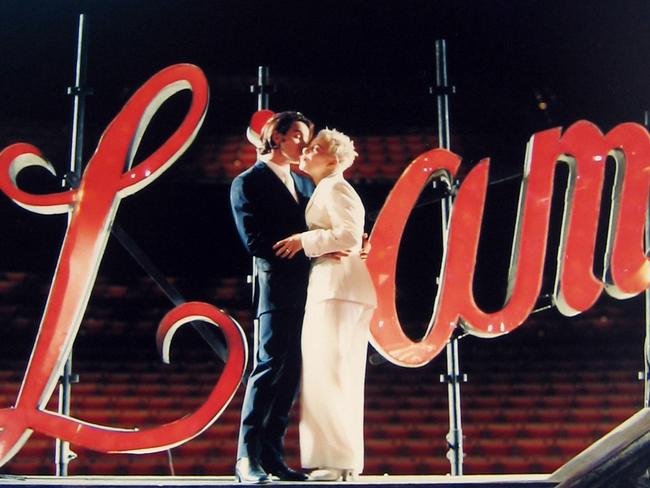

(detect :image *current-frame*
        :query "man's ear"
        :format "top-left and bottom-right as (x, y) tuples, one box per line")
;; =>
(271, 131), (283, 148)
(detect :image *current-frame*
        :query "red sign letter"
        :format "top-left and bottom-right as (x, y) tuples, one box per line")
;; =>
(368, 121), (650, 367)
(0, 65), (247, 465)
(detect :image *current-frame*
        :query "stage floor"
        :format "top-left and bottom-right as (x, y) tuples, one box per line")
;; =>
(0, 474), (556, 488)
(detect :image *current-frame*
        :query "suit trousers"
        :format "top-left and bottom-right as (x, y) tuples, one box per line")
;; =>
(237, 307), (303, 467)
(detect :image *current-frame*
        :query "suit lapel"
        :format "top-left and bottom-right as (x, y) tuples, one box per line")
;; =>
(257, 162), (301, 206)
(292, 171), (316, 208)
(304, 183), (320, 216)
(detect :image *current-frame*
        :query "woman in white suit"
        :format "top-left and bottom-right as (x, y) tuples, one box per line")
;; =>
(274, 128), (377, 481)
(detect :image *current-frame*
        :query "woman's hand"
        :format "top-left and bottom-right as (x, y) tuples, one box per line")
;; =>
(273, 234), (304, 259)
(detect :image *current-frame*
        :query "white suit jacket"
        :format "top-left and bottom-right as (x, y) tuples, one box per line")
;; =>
(300, 173), (377, 307)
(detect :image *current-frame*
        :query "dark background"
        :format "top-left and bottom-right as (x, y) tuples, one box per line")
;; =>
(2, 1), (649, 137)
(0, 0), (648, 319)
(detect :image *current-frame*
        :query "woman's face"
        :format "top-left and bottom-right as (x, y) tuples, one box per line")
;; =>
(299, 137), (336, 176)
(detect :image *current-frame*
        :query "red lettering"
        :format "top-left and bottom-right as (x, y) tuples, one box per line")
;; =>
(368, 121), (650, 366)
(0, 65), (246, 466)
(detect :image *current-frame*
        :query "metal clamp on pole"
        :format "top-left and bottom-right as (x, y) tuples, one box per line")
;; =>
(428, 86), (457, 96)
(431, 178), (459, 198)
(439, 372), (469, 384)
(66, 86), (94, 96)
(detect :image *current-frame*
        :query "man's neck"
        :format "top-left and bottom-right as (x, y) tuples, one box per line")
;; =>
(267, 158), (292, 171)
(269, 159), (291, 168)
(268, 149), (293, 167)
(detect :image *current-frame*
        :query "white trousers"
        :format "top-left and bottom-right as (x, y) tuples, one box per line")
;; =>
(299, 298), (374, 473)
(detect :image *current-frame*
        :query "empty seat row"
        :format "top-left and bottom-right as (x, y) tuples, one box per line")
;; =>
(193, 131), (451, 182)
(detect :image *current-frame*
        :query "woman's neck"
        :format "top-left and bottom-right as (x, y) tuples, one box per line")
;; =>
(312, 168), (337, 185)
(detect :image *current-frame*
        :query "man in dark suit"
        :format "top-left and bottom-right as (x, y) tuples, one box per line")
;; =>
(230, 111), (315, 483)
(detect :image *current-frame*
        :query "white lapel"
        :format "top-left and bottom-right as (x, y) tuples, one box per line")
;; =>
(304, 183), (320, 216)
(305, 172), (343, 216)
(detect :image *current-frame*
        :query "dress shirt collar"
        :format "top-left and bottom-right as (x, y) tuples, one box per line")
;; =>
(265, 159), (293, 183)
(265, 159), (298, 202)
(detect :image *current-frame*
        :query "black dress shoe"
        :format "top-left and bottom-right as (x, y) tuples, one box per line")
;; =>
(235, 458), (272, 484)
(264, 463), (308, 482)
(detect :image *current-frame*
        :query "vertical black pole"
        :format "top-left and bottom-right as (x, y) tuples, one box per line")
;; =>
(249, 66), (271, 366)
(56, 13), (89, 476)
(67, 13), (90, 182)
(434, 39), (464, 476)
(435, 40), (451, 151)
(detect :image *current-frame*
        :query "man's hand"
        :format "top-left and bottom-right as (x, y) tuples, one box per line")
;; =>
(273, 234), (303, 259)
(322, 249), (352, 261)
(322, 233), (370, 261)
(360, 233), (371, 261)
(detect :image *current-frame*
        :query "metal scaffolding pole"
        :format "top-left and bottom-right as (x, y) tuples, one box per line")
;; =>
(248, 65), (271, 307)
(248, 66), (271, 368)
(431, 38), (464, 476)
(56, 12), (90, 476)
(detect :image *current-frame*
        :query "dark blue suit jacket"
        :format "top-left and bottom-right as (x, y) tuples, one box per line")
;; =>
(230, 161), (315, 316)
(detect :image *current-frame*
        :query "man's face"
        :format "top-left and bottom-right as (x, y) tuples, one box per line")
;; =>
(276, 121), (311, 163)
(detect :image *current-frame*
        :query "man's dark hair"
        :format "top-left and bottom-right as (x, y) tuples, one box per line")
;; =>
(259, 111), (314, 155)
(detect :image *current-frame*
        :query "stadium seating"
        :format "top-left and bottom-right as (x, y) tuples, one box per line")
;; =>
(0, 267), (642, 476)
(187, 130), (448, 183)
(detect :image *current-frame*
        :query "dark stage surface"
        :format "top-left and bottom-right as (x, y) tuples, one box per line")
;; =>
(0, 475), (556, 488)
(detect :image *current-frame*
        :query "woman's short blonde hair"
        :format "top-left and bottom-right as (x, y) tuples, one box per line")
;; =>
(316, 128), (358, 171)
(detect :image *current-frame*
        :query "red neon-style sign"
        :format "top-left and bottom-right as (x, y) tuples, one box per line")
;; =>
(2, 62), (649, 466)
(367, 120), (650, 367)
(0, 64), (247, 466)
